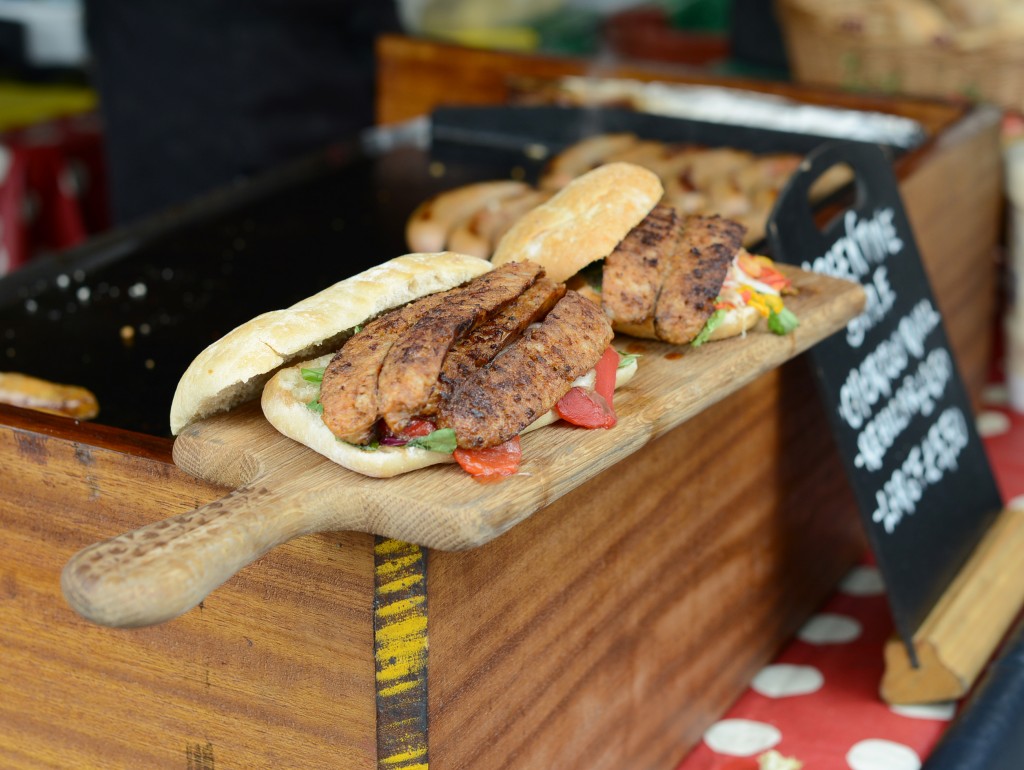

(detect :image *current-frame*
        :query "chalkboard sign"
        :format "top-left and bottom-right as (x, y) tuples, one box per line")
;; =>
(767, 141), (1003, 656)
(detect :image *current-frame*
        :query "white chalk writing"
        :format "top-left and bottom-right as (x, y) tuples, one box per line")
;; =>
(854, 348), (953, 471)
(801, 208), (903, 283)
(846, 266), (897, 348)
(837, 299), (942, 430)
(871, 407), (969, 534)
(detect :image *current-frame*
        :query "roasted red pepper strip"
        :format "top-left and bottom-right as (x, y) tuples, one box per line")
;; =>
(379, 417), (437, 446)
(555, 346), (619, 429)
(759, 265), (791, 292)
(556, 388), (616, 428)
(594, 345), (619, 404)
(453, 436), (522, 478)
(398, 418), (435, 439)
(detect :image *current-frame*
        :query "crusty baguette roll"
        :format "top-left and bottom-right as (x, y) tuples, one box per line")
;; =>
(170, 252), (492, 435)
(262, 352), (638, 478)
(492, 162), (664, 284)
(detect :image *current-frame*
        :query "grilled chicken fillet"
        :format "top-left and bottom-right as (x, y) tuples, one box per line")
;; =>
(654, 215), (745, 345)
(377, 260), (543, 432)
(601, 203), (679, 325)
(437, 290), (614, 449)
(424, 277), (566, 416)
(319, 290), (452, 444)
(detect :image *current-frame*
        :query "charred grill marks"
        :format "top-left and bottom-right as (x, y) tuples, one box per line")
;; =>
(654, 215), (744, 345)
(319, 291), (452, 444)
(437, 291), (613, 449)
(602, 204), (679, 324)
(425, 278), (566, 415)
(375, 260), (543, 432)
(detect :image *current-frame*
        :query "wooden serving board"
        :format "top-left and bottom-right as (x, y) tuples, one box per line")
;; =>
(61, 267), (865, 629)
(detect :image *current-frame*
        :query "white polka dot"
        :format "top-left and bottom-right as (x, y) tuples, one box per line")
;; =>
(840, 565), (886, 596)
(846, 739), (920, 770)
(703, 719), (781, 757)
(752, 664), (824, 698)
(798, 613), (862, 644)
(1008, 495), (1024, 512)
(982, 383), (1009, 406)
(890, 701), (956, 721)
(976, 410), (1011, 437)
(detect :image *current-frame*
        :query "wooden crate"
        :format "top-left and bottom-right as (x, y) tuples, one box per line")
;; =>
(0, 36), (1005, 770)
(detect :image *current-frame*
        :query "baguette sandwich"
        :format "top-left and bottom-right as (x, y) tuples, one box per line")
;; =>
(491, 162), (799, 346)
(170, 252), (637, 479)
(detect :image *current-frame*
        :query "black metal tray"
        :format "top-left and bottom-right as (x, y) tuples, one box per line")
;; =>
(0, 105), (911, 436)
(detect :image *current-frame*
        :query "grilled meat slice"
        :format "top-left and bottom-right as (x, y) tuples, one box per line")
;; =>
(378, 260), (543, 432)
(601, 203), (679, 325)
(319, 290), (452, 444)
(424, 277), (566, 416)
(654, 215), (744, 345)
(438, 290), (614, 449)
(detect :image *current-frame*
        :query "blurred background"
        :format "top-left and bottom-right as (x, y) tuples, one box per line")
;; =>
(3, 0), (1023, 271)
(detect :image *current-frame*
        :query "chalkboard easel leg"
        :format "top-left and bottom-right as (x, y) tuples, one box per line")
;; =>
(881, 505), (1024, 705)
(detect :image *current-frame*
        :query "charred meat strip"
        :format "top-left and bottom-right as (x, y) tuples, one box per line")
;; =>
(319, 290), (452, 444)
(654, 215), (744, 345)
(424, 277), (566, 416)
(601, 203), (679, 325)
(438, 290), (614, 449)
(378, 260), (543, 432)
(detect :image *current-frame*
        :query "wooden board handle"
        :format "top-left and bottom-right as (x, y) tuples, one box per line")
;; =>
(61, 480), (328, 628)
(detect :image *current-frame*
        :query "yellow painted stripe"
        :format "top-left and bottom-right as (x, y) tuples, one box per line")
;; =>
(377, 596), (425, 617)
(378, 574), (424, 595)
(380, 747), (427, 765)
(374, 539), (413, 556)
(377, 679), (420, 698)
(375, 537), (429, 770)
(376, 552), (423, 576)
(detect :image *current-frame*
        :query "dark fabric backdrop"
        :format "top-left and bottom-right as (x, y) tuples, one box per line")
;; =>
(84, 0), (400, 224)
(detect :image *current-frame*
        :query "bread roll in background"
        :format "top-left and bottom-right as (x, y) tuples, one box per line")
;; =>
(0, 372), (99, 420)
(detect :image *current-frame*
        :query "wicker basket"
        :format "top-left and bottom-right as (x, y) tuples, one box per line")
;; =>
(775, 0), (1024, 112)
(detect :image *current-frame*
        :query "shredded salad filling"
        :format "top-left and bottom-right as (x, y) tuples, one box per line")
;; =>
(693, 250), (799, 347)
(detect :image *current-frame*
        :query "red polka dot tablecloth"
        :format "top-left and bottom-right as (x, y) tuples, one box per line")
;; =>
(675, 383), (1024, 770)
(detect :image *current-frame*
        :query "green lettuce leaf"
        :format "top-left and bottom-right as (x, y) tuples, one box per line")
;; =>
(407, 428), (458, 454)
(301, 367), (325, 384)
(690, 309), (727, 348)
(768, 307), (799, 336)
(617, 351), (641, 369)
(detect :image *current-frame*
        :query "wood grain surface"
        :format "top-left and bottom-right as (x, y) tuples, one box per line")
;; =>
(0, 423), (377, 770)
(61, 267), (865, 630)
